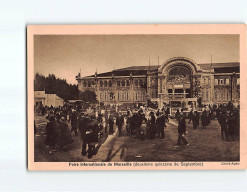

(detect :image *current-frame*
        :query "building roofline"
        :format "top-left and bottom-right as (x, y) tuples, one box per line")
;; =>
(77, 62), (240, 79)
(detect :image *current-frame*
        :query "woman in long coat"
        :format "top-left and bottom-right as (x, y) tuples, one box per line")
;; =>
(45, 114), (59, 150)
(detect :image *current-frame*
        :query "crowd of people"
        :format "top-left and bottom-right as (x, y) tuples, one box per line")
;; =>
(34, 101), (240, 158)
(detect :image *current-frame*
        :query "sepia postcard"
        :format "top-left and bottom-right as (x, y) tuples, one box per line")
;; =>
(27, 24), (247, 170)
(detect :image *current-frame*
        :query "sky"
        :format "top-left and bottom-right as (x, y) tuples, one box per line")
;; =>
(34, 34), (239, 84)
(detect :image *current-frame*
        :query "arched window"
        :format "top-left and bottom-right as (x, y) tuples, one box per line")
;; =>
(121, 80), (125, 87)
(88, 81), (91, 87)
(109, 80), (112, 87)
(104, 81), (107, 87)
(168, 66), (191, 82)
(83, 81), (87, 87)
(91, 81), (95, 86)
(126, 80), (130, 86)
(100, 81), (103, 87)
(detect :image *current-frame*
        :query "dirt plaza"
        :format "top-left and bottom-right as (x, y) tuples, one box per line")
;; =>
(34, 115), (239, 162)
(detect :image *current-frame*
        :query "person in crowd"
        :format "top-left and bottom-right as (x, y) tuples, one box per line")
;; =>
(34, 120), (37, 135)
(175, 112), (189, 147)
(175, 109), (180, 121)
(126, 114), (131, 136)
(104, 110), (108, 133)
(201, 109), (208, 129)
(227, 112), (236, 141)
(79, 113), (91, 156)
(108, 113), (114, 134)
(45, 112), (59, 151)
(218, 110), (228, 141)
(132, 111), (140, 135)
(188, 110), (193, 124)
(62, 107), (68, 121)
(165, 108), (170, 122)
(56, 116), (74, 151)
(156, 112), (166, 139)
(116, 112), (124, 137)
(71, 109), (78, 136)
(192, 110), (200, 130)
(55, 111), (62, 121)
(42, 106), (45, 116)
(234, 110), (240, 140)
(97, 113), (103, 137)
(139, 119), (147, 141)
(206, 110), (211, 126)
(149, 112), (156, 139)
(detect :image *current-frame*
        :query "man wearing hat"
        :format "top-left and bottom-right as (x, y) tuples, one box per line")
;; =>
(116, 112), (124, 137)
(175, 112), (189, 147)
(156, 112), (166, 139)
(218, 110), (228, 140)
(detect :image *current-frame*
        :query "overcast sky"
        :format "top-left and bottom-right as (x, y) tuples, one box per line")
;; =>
(34, 34), (239, 84)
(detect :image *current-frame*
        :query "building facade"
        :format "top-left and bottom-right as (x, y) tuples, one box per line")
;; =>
(34, 91), (64, 107)
(76, 57), (240, 108)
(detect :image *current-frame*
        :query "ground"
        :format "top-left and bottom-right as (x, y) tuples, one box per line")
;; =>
(34, 115), (240, 162)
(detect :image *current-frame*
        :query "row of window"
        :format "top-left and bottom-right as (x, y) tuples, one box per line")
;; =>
(81, 77), (239, 88)
(82, 80), (95, 87)
(82, 79), (146, 88)
(99, 91), (146, 101)
(202, 89), (210, 101)
(214, 78), (240, 86)
(214, 89), (231, 101)
(201, 77), (240, 86)
(214, 79), (230, 85)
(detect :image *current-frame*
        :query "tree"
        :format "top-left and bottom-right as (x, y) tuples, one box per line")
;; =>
(79, 90), (98, 104)
(34, 73), (79, 101)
